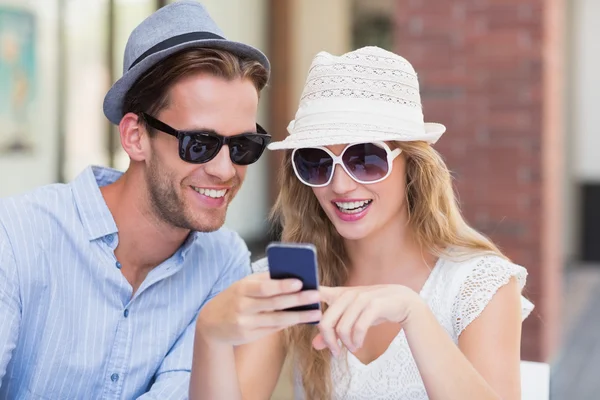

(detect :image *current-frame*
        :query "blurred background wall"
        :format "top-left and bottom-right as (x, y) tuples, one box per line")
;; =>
(1, 0), (600, 397)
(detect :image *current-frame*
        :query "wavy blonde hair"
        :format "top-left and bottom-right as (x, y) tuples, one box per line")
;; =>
(270, 140), (505, 399)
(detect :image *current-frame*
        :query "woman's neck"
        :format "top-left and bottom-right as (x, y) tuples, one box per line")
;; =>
(343, 213), (437, 288)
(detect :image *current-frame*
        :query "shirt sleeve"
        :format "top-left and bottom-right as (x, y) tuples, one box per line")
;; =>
(136, 317), (197, 400)
(451, 255), (534, 337)
(137, 232), (250, 399)
(204, 230), (252, 303)
(0, 222), (21, 387)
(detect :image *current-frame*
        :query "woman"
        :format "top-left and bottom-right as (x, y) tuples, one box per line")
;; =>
(191, 46), (533, 400)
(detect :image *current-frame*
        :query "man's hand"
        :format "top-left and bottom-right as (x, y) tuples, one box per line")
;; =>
(196, 272), (322, 345)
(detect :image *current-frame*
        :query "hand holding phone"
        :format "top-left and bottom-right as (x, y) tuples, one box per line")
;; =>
(196, 242), (321, 345)
(267, 242), (321, 315)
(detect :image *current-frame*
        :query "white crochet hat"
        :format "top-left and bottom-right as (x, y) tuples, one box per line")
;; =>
(268, 46), (446, 150)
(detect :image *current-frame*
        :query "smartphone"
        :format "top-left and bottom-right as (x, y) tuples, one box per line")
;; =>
(266, 242), (320, 314)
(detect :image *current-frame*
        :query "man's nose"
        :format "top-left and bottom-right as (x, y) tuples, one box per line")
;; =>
(203, 145), (236, 182)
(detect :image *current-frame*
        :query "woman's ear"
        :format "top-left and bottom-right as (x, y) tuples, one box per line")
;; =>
(119, 112), (148, 162)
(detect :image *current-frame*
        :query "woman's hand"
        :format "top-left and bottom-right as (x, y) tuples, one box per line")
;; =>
(312, 285), (423, 356)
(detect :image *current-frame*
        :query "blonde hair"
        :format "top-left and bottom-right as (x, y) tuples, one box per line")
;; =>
(271, 140), (505, 399)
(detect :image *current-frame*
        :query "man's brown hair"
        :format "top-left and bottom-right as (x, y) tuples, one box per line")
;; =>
(122, 47), (269, 134)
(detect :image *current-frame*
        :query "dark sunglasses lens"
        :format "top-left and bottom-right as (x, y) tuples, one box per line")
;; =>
(229, 135), (269, 165)
(293, 148), (334, 185)
(342, 143), (389, 182)
(180, 134), (221, 163)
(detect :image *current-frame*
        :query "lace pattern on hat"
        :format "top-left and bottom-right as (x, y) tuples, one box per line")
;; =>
(300, 48), (423, 108)
(314, 46), (417, 72)
(304, 76), (420, 98)
(302, 88), (421, 108)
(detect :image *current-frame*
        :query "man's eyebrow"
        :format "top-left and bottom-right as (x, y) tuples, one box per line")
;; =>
(180, 126), (260, 135)
(181, 127), (220, 135)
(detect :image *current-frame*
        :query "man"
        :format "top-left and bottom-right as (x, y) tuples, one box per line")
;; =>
(0, 1), (270, 398)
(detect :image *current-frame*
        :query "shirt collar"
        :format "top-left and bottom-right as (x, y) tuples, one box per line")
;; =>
(180, 231), (202, 259)
(71, 166), (122, 241)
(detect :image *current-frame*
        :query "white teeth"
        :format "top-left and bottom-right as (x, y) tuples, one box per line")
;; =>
(334, 200), (372, 213)
(193, 187), (227, 198)
(335, 200), (370, 210)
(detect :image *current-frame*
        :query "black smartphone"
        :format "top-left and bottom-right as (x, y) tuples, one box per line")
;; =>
(266, 242), (320, 314)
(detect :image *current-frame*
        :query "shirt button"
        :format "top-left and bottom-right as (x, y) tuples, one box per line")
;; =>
(124, 309), (129, 318)
(111, 373), (119, 382)
(115, 261), (122, 269)
(106, 235), (114, 244)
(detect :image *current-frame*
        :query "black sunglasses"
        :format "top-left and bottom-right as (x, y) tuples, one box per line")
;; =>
(142, 113), (271, 165)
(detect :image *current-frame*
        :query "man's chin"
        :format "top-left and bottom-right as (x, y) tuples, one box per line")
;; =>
(188, 210), (228, 233)
(183, 188), (237, 232)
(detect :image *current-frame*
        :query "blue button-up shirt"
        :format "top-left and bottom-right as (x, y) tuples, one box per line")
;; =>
(0, 166), (251, 399)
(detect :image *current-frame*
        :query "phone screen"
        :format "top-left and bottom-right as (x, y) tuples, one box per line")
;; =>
(266, 242), (320, 313)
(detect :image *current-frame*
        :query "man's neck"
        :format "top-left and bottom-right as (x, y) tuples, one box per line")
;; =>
(100, 170), (190, 293)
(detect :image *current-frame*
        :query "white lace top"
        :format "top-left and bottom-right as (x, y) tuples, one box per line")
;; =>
(251, 253), (534, 400)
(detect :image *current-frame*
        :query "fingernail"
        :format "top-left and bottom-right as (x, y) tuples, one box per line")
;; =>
(291, 280), (303, 290)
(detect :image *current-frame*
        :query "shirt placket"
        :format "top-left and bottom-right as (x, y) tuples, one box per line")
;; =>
(101, 302), (134, 400)
(98, 233), (185, 399)
(100, 233), (134, 400)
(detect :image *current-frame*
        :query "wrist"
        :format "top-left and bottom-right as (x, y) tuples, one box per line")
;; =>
(399, 288), (427, 328)
(195, 312), (220, 344)
(195, 321), (234, 356)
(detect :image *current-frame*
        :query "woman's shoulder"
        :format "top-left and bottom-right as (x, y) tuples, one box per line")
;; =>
(251, 256), (269, 273)
(440, 250), (528, 287)
(435, 250), (534, 336)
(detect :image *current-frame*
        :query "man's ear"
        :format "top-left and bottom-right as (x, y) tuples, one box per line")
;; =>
(119, 112), (149, 162)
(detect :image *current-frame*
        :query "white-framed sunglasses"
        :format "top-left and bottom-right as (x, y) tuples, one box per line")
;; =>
(291, 141), (402, 188)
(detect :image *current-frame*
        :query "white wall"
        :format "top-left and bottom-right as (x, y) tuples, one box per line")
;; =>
(564, 0), (600, 261)
(0, 0), (59, 197)
(572, 0), (600, 181)
(63, 0), (113, 182)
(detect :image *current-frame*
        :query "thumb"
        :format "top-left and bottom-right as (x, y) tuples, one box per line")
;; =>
(246, 271), (270, 281)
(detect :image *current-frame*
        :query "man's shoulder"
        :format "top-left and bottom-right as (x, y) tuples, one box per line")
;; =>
(0, 182), (75, 228)
(0, 184), (76, 240)
(185, 228), (252, 282)
(194, 225), (245, 243)
(188, 226), (249, 258)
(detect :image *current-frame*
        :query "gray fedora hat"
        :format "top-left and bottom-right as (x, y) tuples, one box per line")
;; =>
(103, 0), (270, 125)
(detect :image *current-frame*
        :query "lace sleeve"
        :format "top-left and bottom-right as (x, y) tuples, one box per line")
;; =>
(452, 256), (534, 337)
(251, 257), (269, 274)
